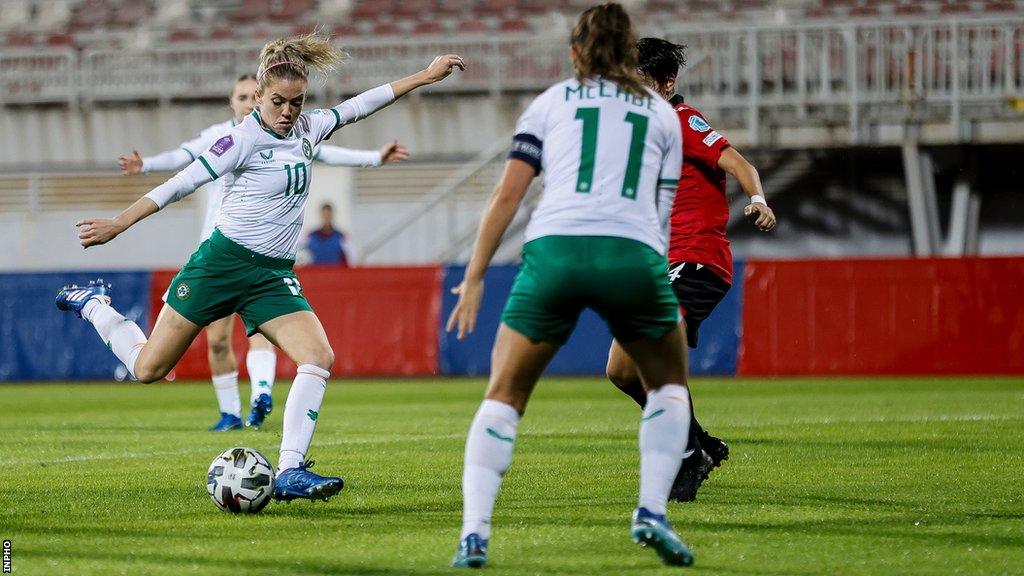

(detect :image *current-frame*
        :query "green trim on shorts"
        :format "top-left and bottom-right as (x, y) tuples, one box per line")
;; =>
(501, 235), (680, 345)
(209, 229), (294, 270)
(198, 156), (217, 180)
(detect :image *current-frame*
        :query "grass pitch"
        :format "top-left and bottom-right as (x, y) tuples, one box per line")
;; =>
(0, 377), (1021, 575)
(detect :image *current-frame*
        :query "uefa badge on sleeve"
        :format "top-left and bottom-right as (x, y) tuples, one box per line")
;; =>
(302, 138), (313, 160)
(176, 282), (191, 301)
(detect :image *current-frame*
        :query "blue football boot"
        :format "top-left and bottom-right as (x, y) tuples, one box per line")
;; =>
(208, 412), (243, 431)
(631, 507), (694, 566)
(273, 460), (344, 502)
(55, 278), (111, 318)
(451, 533), (488, 568)
(245, 393), (273, 429)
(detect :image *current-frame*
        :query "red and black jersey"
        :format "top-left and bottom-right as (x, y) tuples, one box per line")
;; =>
(667, 95), (734, 284)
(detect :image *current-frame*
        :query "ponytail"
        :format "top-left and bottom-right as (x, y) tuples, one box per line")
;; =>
(571, 3), (646, 98)
(257, 31), (346, 88)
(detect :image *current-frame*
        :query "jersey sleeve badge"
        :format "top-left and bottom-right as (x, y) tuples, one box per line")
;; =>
(688, 115), (711, 133)
(210, 135), (234, 157)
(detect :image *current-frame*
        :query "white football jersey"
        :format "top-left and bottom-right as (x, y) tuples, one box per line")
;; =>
(510, 77), (682, 254)
(190, 121), (235, 242)
(145, 83), (396, 260)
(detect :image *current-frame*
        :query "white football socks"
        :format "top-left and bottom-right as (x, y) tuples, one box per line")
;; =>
(461, 399), (520, 540)
(278, 364), (329, 473)
(246, 349), (277, 405)
(638, 384), (692, 515)
(82, 298), (146, 379)
(211, 371), (241, 418)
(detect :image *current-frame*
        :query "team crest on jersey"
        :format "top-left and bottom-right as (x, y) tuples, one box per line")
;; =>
(688, 115), (711, 133)
(302, 138), (313, 160)
(175, 282), (191, 300)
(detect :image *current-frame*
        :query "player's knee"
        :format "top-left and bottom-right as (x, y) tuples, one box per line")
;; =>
(134, 361), (169, 384)
(606, 360), (639, 390)
(207, 334), (232, 359)
(303, 346), (334, 372)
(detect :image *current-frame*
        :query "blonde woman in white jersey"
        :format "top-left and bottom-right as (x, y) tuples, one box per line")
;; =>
(117, 73), (409, 432)
(57, 32), (464, 502)
(446, 4), (694, 568)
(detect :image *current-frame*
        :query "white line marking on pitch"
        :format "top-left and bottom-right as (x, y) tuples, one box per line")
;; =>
(1, 414), (1018, 467)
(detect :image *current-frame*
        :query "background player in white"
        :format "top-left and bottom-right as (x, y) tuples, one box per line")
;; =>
(446, 4), (694, 568)
(57, 31), (464, 502)
(117, 73), (409, 432)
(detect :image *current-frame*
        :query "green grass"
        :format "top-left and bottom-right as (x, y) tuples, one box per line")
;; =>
(1, 377), (1022, 575)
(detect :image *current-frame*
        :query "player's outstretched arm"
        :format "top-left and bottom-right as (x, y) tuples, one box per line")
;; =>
(390, 55), (465, 99)
(718, 147), (776, 232)
(76, 196), (159, 248)
(314, 141), (408, 167)
(81, 140), (243, 248)
(446, 159), (534, 340)
(327, 56), (464, 136)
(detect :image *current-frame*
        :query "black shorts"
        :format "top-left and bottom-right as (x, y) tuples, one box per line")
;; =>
(668, 262), (731, 349)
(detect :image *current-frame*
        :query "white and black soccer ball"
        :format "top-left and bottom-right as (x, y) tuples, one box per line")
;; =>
(206, 447), (275, 513)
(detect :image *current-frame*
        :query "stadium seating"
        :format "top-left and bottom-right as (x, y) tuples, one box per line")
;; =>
(6, 0), (1021, 51)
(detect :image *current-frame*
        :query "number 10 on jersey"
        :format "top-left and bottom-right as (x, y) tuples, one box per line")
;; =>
(574, 107), (649, 200)
(284, 163), (309, 197)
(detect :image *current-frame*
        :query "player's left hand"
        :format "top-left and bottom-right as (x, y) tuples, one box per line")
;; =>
(424, 54), (466, 84)
(744, 203), (776, 232)
(76, 218), (123, 248)
(379, 140), (409, 164)
(446, 278), (484, 340)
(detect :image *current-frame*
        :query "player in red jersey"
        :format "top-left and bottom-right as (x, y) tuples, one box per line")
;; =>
(606, 37), (776, 502)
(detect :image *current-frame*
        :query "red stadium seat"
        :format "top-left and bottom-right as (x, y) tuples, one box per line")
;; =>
(499, 18), (531, 34)
(327, 23), (361, 39)
(412, 20), (446, 35)
(476, 0), (510, 16)
(373, 21), (403, 36)
(393, 0), (436, 18)
(169, 29), (200, 43)
(983, 0), (1017, 11)
(893, 2), (927, 15)
(849, 5), (881, 16)
(46, 33), (74, 47)
(435, 0), (465, 15)
(5, 32), (36, 48)
(456, 18), (491, 34)
(516, 0), (552, 15)
(939, 1), (973, 14)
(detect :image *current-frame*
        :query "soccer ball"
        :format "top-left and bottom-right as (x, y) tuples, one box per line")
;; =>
(206, 447), (275, 513)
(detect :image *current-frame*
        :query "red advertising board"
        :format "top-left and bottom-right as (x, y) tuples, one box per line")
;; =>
(739, 257), (1024, 375)
(150, 266), (442, 380)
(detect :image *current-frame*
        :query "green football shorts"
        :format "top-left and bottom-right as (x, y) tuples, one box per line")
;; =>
(166, 229), (313, 335)
(501, 235), (680, 345)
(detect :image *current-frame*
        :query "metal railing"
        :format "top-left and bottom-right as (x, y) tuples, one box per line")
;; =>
(2, 16), (1020, 118)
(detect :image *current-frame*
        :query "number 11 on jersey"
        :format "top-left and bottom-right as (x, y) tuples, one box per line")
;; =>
(574, 107), (650, 199)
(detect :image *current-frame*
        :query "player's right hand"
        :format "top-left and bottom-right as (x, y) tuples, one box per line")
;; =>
(118, 150), (143, 176)
(76, 218), (123, 248)
(745, 203), (776, 232)
(446, 278), (484, 340)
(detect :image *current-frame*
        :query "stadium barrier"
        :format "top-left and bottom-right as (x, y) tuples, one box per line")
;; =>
(0, 271), (151, 380)
(150, 266), (443, 380)
(739, 257), (1024, 376)
(438, 264), (742, 376)
(2, 257), (1021, 381)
